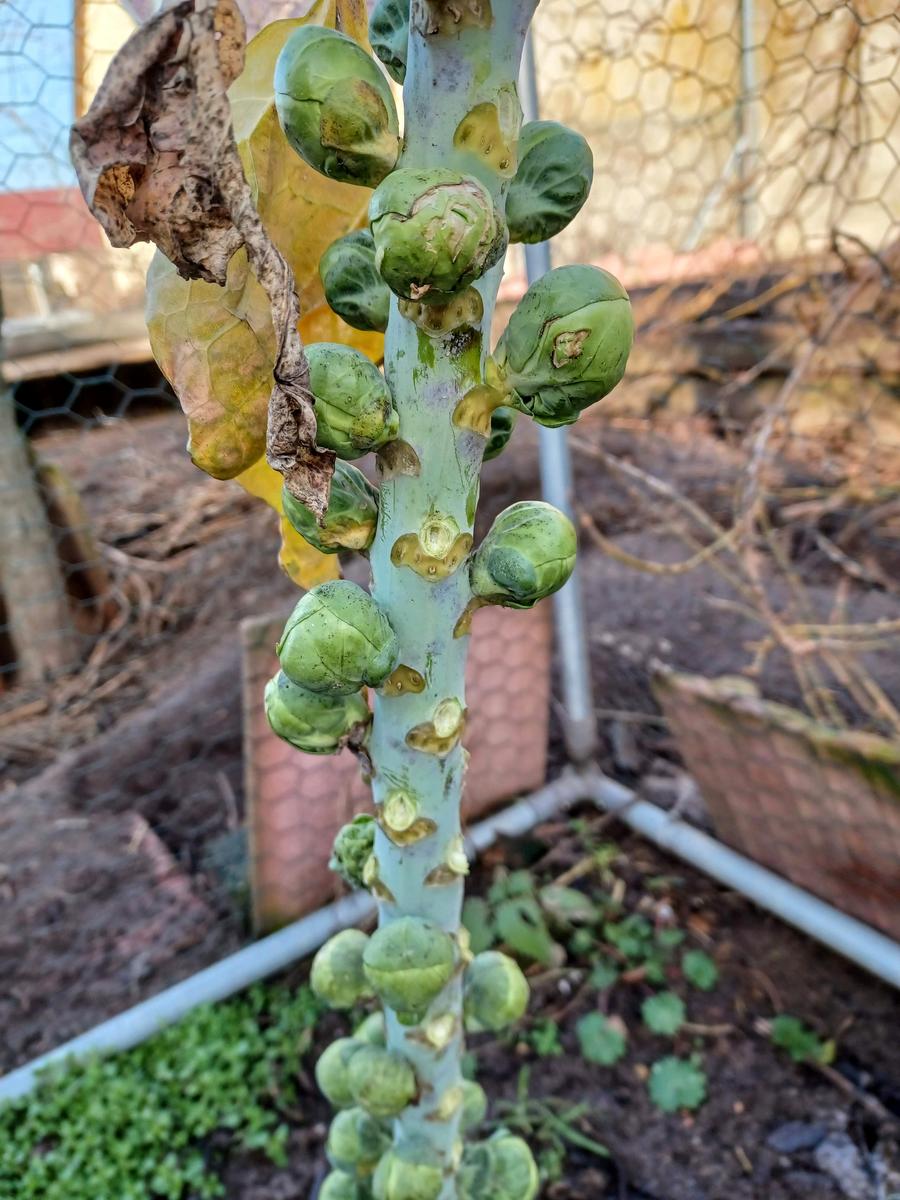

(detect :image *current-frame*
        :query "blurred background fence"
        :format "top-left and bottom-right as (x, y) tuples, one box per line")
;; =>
(0, 0), (898, 1070)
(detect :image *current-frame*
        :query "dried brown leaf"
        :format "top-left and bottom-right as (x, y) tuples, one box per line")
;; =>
(70, 0), (333, 517)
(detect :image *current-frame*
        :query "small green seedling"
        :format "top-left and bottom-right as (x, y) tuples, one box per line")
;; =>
(575, 1012), (628, 1066)
(648, 1056), (708, 1113)
(770, 1016), (835, 1065)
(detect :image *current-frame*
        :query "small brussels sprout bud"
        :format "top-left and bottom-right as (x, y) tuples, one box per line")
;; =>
(506, 121), (593, 245)
(283, 464), (379, 556)
(490, 264), (633, 427)
(461, 1079), (488, 1132)
(369, 169), (506, 303)
(372, 1143), (443, 1200)
(275, 27), (400, 187)
(370, 0), (409, 83)
(347, 1045), (417, 1117)
(483, 406), (517, 461)
(316, 1037), (365, 1108)
(470, 501), (577, 609)
(320, 230), (391, 333)
(363, 917), (456, 1020)
(319, 1169), (366, 1200)
(307, 343), (399, 460)
(277, 580), (399, 696)
(463, 951), (529, 1032)
(330, 814), (377, 889)
(327, 1106), (392, 1177)
(354, 1009), (387, 1046)
(264, 671), (370, 755)
(488, 1132), (540, 1200)
(311, 929), (372, 1010)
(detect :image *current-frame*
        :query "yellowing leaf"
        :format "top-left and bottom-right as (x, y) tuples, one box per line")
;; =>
(236, 457), (339, 589)
(145, 2), (384, 587)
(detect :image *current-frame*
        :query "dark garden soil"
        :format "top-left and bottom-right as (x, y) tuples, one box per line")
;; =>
(1, 405), (898, 1197)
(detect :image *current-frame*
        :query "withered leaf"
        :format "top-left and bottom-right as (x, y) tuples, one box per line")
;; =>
(70, 0), (334, 518)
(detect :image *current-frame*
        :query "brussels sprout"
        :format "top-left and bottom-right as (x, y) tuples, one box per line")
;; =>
(354, 1009), (387, 1046)
(277, 580), (399, 696)
(458, 1133), (539, 1200)
(488, 1132), (540, 1200)
(347, 1045), (417, 1117)
(307, 343), (399, 460)
(311, 929), (372, 1009)
(458, 1141), (493, 1199)
(319, 1170), (366, 1200)
(275, 27), (400, 187)
(283, 462), (379, 556)
(506, 121), (593, 245)
(330, 814), (377, 888)
(363, 917), (456, 1020)
(320, 230), (391, 333)
(316, 1037), (365, 1108)
(463, 951), (529, 1032)
(264, 671), (370, 755)
(460, 1079), (488, 1132)
(327, 1106), (392, 1176)
(370, 0), (409, 83)
(470, 501), (577, 609)
(369, 169), (506, 303)
(490, 264), (633, 427)
(372, 1143), (443, 1200)
(483, 406), (517, 461)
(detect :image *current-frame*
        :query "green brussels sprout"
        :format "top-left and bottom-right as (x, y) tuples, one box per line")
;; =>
(488, 1132), (540, 1200)
(311, 929), (372, 1009)
(483, 406), (517, 461)
(370, 0), (409, 83)
(316, 1037), (365, 1108)
(369, 169), (506, 303)
(489, 264), (633, 427)
(320, 230), (391, 333)
(470, 501), (577, 609)
(372, 1143), (443, 1200)
(347, 1045), (417, 1117)
(307, 343), (399, 459)
(460, 1079), (488, 1132)
(319, 1170), (366, 1200)
(264, 671), (370, 755)
(506, 121), (593, 244)
(283, 462), (379, 556)
(277, 580), (399, 696)
(330, 814), (377, 889)
(463, 951), (529, 1032)
(274, 27), (400, 187)
(458, 1141), (492, 1199)
(354, 1009), (387, 1046)
(363, 917), (456, 1021)
(327, 1106), (392, 1177)
(459, 1134), (539, 1200)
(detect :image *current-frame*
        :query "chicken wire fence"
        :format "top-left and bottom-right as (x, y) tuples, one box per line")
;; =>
(0, 0), (898, 1068)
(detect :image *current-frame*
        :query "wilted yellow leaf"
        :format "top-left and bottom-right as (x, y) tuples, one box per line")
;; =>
(145, 1), (383, 587)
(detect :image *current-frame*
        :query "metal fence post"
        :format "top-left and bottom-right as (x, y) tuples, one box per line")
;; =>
(518, 33), (598, 762)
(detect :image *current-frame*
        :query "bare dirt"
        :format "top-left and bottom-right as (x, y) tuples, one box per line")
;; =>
(1, 403), (898, 1197)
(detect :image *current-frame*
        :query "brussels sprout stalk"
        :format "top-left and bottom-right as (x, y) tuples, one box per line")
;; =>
(363, 5), (536, 1191)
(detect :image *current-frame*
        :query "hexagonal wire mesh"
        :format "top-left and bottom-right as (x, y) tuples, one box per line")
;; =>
(0, 0), (898, 1068)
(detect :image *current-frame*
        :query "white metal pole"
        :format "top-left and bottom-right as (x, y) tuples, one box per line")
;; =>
(519, 32), (598, 761)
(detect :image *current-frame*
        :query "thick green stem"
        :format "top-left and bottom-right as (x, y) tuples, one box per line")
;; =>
(368, 2), (536, 1192)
